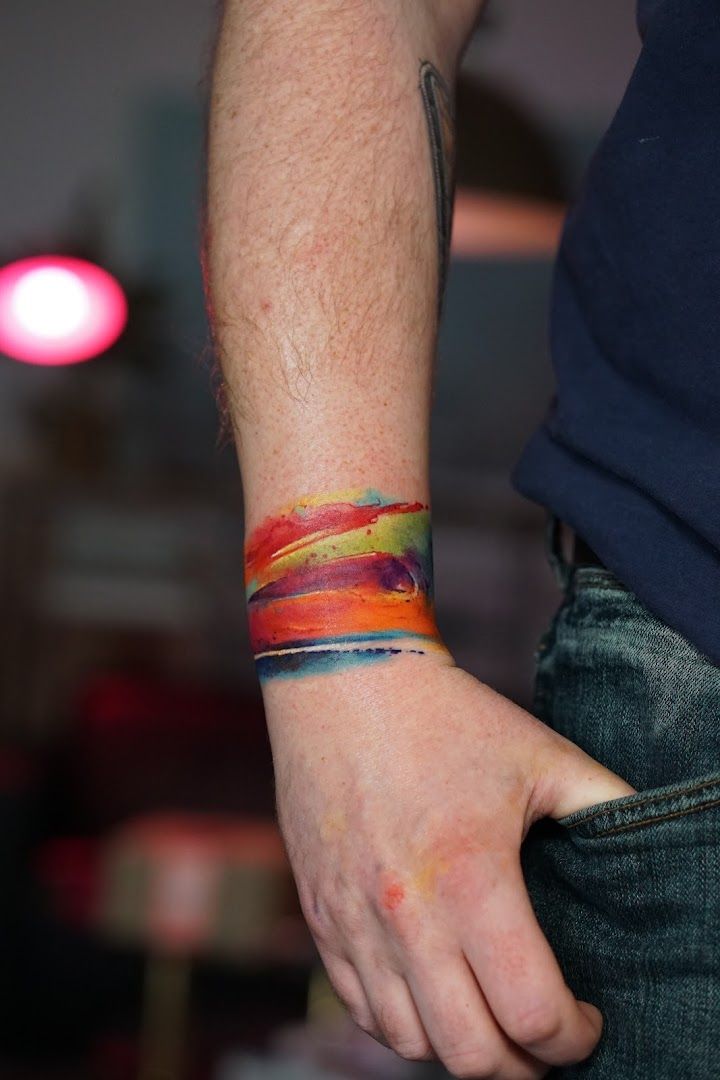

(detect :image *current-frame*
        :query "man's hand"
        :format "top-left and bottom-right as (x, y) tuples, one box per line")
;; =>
(265, 654), (635, 1079)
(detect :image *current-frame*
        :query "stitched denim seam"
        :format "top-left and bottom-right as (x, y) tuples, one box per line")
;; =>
(588, 795), (720, 837)
(570, 569), (628, 595)
(563, 775), (720, 828)
(572, 578), (626, 594)
(564, 612), (648, 633)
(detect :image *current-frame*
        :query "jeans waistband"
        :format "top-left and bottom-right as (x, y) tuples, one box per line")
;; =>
(548, 507), (626, 596)
(544, 513), (614, 594)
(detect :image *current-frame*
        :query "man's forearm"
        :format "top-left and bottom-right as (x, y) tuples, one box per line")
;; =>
(206, 0), (481, 676)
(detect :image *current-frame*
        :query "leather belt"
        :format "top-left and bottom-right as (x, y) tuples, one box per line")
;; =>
(559, 522), (606, 568)
(569, 529), (604, 570)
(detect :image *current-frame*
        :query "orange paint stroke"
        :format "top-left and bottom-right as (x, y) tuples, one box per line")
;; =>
(249, 580), (438, 652)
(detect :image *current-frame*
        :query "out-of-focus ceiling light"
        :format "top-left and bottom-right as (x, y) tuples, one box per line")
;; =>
(0, 255), (128, 365)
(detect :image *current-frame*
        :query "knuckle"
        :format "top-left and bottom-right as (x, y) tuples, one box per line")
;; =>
(378, 903), (421, 948)
(297, 888), (330, 941)
(506, 1002), (563, 1047)
(391, 1038), (433, 1062)
(442, 1046), (501, 1079)
(322, 970), (374, 1034)
(345, 1001), (376, 1035)
(304, 914), (329, 945)
(375, 1002), (431, 1060)
(300, 887), (365, 946)
(375, 1006), (402, 1044)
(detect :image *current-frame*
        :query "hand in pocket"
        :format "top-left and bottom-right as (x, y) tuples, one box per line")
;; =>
(266, 657), (639, 1079)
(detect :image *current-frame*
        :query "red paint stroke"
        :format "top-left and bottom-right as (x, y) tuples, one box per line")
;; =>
(246, 499), (426, 582)
(381, 881), (406, 912)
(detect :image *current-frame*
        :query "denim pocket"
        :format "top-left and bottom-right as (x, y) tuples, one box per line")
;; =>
(521, 784), (720, 1078)
(521, 568), (720, 1078)
(533, 566), (720, 795)
(556, 770), (720, 838)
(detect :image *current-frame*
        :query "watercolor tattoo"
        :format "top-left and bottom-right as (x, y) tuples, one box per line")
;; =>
(245, 489), (446, 680)
(419, 60), (456, 310)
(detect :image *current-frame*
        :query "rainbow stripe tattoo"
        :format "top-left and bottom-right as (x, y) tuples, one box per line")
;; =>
(245, 489), (446, 679)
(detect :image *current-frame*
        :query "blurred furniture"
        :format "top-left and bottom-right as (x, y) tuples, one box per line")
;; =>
(95, 815), (305, 1080)
(67, 672), (274, 825)
(22, 669), (298, 1077)
(215, 967), (427, 1080)
(0, 477), (255, 743)
(451, 189), (564, 258)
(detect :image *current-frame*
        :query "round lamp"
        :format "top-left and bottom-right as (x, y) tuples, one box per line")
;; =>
(0, 255), (128, 365)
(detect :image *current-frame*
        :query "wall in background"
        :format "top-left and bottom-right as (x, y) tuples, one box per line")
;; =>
(0, 0), (642, 477)
(1, 0), (639, 266)
(465, 0), (639, 128)
(0, 0), (215, 267)
(0, 0), (644, 703)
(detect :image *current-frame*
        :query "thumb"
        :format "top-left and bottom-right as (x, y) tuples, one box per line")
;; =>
(537, 741), (637, 822)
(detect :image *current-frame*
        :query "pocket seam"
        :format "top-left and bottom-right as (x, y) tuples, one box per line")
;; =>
(570, 567), (628, 595)
(593, 795), (720, 837)
(563, 775), (720, 830)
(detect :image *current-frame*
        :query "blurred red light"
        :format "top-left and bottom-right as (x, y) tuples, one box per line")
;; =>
(0, 255), (127, 365)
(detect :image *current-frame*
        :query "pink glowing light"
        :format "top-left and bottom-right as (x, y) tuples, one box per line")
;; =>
(0, 256), (128, 365)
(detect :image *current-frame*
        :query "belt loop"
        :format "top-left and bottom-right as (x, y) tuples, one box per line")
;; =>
(545, 512), (572, 593)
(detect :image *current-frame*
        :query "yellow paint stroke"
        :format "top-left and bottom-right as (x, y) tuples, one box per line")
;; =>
(411, 855), (451, 899)
(320, 811), (348, 843)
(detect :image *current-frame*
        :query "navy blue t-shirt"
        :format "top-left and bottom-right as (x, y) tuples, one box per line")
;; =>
(512, 0), (720, 664)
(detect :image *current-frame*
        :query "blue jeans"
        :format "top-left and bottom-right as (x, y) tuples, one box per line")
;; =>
(520, 518), (720, 1078)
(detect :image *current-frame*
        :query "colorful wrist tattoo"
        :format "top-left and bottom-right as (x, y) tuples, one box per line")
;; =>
(245, 489), (445, 679)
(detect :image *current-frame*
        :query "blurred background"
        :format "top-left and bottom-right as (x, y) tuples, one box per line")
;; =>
(0, 2), (638, 1077)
